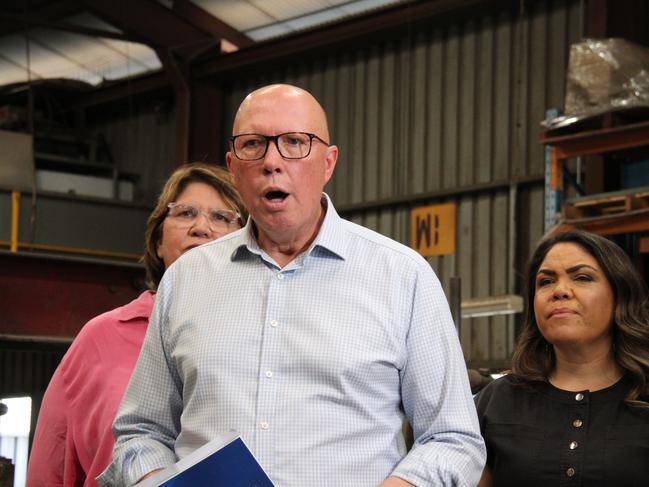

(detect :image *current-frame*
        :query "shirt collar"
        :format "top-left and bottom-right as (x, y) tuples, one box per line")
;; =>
(231, 193), (348, 262)
(116, 290), (154, 322)
(311, 193), (347, 260)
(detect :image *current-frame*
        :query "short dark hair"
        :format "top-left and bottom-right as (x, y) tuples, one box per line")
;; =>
(143, 162), (247, 290)
(510, 230), (649, 408)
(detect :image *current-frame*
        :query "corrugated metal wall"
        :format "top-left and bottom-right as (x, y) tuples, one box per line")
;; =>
(0, 341), (68, 448)
(0, 343), (66, 398)
(221, 0), (582, 365)
(91, 102), (177, 203)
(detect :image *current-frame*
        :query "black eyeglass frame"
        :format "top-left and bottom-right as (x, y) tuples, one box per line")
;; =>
(229, 132), (330, 161)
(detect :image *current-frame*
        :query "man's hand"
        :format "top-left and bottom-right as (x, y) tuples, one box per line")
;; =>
(136, 469), (164, 484)
(378, 476), (416, 487)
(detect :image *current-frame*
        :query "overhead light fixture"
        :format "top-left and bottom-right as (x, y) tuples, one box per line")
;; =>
(461, 294), (524, 318)
(220, 39), (239, 53)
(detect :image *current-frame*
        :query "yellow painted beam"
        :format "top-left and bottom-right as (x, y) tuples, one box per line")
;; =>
(0, 239), (142, 261)
(10, 191), (20, 252)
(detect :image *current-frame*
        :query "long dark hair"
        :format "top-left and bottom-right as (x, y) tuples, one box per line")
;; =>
(510, 230), (649, 408)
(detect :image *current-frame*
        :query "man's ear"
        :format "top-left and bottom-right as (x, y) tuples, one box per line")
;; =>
(226, 152), (233, 172)
(323, 145), (338, 184)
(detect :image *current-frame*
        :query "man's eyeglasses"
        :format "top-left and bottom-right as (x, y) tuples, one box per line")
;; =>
(166, 203), (241, 231)
(230, 132), (329, 161)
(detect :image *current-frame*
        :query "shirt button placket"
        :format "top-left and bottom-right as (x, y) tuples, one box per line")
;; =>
(564, 391), (587, 483)
(256, 270), (284, 467)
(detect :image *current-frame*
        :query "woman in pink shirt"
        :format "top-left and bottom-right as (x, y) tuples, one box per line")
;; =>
(27, 163), (247, 487)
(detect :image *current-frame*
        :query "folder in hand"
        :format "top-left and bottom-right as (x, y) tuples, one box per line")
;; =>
(137, 433), (275, 487)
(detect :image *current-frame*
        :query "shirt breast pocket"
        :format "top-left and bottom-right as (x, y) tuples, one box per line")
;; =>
(604, 425), (649, 486)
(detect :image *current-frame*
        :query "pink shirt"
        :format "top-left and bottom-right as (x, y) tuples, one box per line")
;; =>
(27, 291), (153, 487)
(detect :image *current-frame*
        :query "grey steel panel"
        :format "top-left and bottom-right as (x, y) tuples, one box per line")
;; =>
(409, 31), (428, 196)
(493, 9), (514, 182)
(383, 43), (398, 200)
(0, 346), (65, 397)
(0, 130), (34, 192)
(489, 192), (511, 361)
(457, 196), (475, 355)
(426, 31), (444, 192)
(364, 47), (381, 202)
(470, 195), (494, 361)
(0, 192), (10, 241)
(92, 110), (176, 203)
(8, 191), (150, 255)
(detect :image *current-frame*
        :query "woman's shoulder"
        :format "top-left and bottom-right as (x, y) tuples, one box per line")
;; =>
(475, 375), (540, 409)
(70, 292), (151, 346)
(477, 374), (523, 397)
(58, 293), (151, 374)
(475, 375), (550, 430)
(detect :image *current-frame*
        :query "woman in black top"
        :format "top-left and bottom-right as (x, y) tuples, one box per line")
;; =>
(476, 230), (649, 487)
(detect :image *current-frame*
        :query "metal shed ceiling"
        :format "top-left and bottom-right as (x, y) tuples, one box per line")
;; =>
(0, 0), (412, 89)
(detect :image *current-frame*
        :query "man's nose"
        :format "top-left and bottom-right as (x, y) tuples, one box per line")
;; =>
(261, 139), (284, 173)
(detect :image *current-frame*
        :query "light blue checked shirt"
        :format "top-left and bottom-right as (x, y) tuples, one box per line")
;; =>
(100, 194), (485, 486)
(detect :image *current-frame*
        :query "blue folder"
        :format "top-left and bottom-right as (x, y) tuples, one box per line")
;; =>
(142, 436), (275, 487)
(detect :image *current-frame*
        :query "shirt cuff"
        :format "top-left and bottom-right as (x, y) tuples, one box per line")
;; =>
(390, 447), (464, 487)
(99, 440), (176, 486)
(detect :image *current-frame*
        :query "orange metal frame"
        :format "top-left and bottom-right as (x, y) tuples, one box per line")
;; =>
(541, 119), (649, 236)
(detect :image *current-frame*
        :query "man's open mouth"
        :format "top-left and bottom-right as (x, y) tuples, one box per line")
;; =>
(265, 190), (288, 201)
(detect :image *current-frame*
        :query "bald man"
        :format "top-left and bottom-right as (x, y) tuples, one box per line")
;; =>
(101, 85), (485, 486)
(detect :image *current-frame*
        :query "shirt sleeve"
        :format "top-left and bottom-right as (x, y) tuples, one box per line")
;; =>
(98, 275), (181, 486)
(390, 263), (486, 486)
(27, 363), (83, 487)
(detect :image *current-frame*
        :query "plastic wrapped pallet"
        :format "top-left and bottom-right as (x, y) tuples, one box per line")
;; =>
(565, 38), (649, 117)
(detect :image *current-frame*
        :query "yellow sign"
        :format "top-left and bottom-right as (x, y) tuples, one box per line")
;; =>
(410, 203), (456, 256)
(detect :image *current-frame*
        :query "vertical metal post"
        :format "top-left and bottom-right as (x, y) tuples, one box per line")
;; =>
(10, 191), (20, 252)
(507, 182), (517, 353)
(449, 276), (462, 336)
(544, 108), (561, 234)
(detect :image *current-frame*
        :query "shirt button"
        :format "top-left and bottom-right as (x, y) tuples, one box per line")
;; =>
(575, 393), (584, 401)
(260, 422), (269, 430)
(270, 320), (278, 327)
(277, 273), (284, 280)
(566, 467), (575, 477)
(573, 419), (583, 428)
(265, 370), (273, 378)
(569, 441), (578, 450)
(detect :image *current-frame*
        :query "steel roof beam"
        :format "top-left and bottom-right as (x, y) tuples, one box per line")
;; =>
(69, 0), (511, 108)
(0, 0), (83, 37)
(0, 13), (136, 42)
(79, 0), (209, 49)
(195, 0), (510, 76)
(172, 0), (253, 50)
